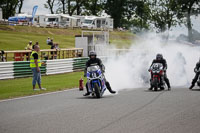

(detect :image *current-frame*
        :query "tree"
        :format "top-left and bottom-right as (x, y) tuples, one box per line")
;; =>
(105, 0), (127, 28)
(44, 0), (56, 14)
(0, 0), (18, 19)
(58, 0), (66, 14)
(17, 0), (24, 13)
(123, 0), (151, 31)
(57, 0), (84, 15)
(150, 0), (183, 33)
(83, 0), (104, 16)
(178, 0), (200, 42)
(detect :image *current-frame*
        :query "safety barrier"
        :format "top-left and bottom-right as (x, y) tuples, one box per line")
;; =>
(0, 57), (89, 80)
(0, 48), (83, 62)
(0, 62), (14, 80)
(46, 57), (88, 75)
(13, 61), (46, 78)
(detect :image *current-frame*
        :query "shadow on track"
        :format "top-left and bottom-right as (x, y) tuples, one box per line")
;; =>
(190, 89), (200, 91)
(76, 95), (115, 100)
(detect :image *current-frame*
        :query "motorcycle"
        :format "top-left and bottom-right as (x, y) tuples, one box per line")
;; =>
(149, 63), (165, 91)
(86, 65), (107, 98)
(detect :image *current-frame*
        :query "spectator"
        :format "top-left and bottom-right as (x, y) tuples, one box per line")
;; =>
(55, 43), (60, 50)
(30, 45), (46, 91)
(0, 50), (6, 62)
(25, 41), (33, 61)
(32, 42), (39, 49)
(25, 41), (33, 50)
(51, 43), (56, 59)
(48, 39), (54, 47)
(46, 37), (51, 45)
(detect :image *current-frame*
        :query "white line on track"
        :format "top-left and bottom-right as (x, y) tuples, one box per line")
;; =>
(0, 88), (78, 103)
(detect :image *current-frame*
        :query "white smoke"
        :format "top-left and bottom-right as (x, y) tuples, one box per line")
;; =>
(103, 33), (200, 92)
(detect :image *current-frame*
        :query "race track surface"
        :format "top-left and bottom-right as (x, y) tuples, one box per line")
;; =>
(0, 87), (200, 133)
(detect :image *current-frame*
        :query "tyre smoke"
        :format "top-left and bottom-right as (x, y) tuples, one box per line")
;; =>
(103, 33), (200, 92)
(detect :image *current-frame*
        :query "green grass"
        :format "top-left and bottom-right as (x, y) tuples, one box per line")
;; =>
(0, 25), (136, 50)
(0, 25), (81, 50)
(0, 71), (86, 100)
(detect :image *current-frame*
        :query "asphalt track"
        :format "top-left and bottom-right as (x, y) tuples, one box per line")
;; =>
(0, 87), (200, 133)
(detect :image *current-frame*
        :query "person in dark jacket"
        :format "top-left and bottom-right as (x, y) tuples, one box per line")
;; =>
(189, 59), (200, 89)
(83, 51), (116, 96)
(149, 54), (171, 90)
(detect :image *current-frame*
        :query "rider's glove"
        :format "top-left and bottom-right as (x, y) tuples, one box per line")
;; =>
(148, 69), (151, 72)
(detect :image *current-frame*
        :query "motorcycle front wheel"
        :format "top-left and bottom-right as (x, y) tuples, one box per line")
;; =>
(153, 78), (158, 91)
(94, 83), (101, 98)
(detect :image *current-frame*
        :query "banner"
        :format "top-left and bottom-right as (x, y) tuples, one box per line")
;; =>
(32, 5), (38, 23)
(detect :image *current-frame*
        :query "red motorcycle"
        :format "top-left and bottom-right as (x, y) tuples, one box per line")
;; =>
(149, 63), (165, 91)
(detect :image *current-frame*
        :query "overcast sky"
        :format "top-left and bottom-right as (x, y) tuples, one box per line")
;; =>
(22, 0), (49, 14)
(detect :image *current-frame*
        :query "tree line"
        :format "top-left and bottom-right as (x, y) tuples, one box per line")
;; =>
(0, 0), (200, 42)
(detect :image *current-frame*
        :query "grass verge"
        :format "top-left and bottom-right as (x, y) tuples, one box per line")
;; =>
(0, 71), (86, 100)
(0, 25), (136, 50)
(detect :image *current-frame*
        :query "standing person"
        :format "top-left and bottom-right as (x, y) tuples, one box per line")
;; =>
(32, 42), (39, 49)
(50, 43), (56, 59)
(83, 51), (116, 96)
(54, 43), (60, 59)
(30, 45), (46, 90)
(55, 43), (60, 50)
(149, 54), (171, 90)
(25, 41), (33, 61)
(48, 39), (54, 47)
(46, 37), (51, 45)
(25, 41), (33, 50)
(0, 50), (5, 62)
(189, 59), (200, 89)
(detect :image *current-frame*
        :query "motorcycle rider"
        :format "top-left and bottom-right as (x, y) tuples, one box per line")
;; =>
(189, 59), (200, 89)
(83, 51), (116, 96)
(149, 54), (171, 90)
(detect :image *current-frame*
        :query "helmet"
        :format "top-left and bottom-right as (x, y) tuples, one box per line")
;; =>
(156, 53), (163, 60)
(89, 51), (97, 57)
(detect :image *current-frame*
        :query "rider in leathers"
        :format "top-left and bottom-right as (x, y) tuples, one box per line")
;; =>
(83, 51), (116, 96)
(149, 54), (171, 90)
(189, 59), (200, 89)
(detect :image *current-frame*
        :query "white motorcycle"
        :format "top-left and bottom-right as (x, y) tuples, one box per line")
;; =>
(86, 65), (107, 98)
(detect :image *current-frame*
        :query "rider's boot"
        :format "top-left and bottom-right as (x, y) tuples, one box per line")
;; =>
(83, 92), (90, 96)
(165, 78), (171, 90)
(149, 79), (153, 90)
(106, 82), (116, 94)
(148, 87), (153, 91)
(189, 84), (195, 90)
(160, 86), (165, 91)
(83, 84), (90, 96)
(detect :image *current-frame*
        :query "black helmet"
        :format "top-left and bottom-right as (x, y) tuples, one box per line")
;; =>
(156, 53), (163, 60)
(89, 51), (97, 57)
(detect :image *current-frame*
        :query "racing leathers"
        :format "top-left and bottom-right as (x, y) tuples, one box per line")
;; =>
(189, 61), (200, 89)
